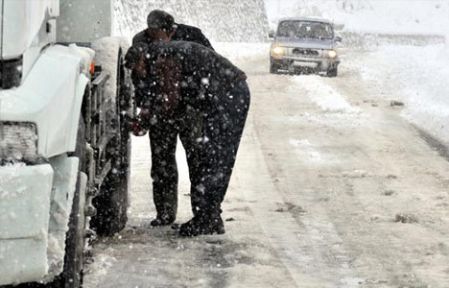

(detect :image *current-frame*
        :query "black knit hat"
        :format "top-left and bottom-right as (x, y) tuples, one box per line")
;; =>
(147, 10), (175, 32)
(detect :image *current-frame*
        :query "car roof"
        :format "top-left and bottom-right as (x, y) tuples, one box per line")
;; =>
(278, 17), (332, 24)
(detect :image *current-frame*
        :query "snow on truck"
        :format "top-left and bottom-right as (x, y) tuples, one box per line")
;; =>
(0, 0), (133, 286)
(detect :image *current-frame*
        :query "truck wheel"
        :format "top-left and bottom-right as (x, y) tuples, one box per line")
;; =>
(90, 41), (131, 236)
(91, 161), (128, 236)
(49, 118), (88, 288)
(57, 172), (88, 288)
(270, 63), (278, 74)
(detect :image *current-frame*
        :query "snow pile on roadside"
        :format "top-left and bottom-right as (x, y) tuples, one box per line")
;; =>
(357, 43), (449, 145)
(264, 0), (449, 36)
(83, 252), (118, 287)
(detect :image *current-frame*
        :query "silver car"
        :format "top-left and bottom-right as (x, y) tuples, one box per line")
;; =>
(269, 17), (341, 77)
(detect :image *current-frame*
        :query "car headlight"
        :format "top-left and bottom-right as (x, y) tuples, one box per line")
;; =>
(0, 122), (38, 163)
(328, 50), (337, 58)
(271, 46), (285, 57)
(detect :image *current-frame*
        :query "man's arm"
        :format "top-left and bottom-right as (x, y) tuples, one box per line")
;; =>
(190, 28), (214, 50)
(132, 29), (148, 45)
(173, 24), (214, 50)
(199, 45), (246, 81)
(124, 45), (147, 77)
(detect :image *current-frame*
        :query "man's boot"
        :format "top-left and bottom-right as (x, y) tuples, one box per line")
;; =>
(150, 214), (175, 226)
(178, 212), (225, 237)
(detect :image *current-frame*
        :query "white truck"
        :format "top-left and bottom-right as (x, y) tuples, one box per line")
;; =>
(0, 0), (133, 287)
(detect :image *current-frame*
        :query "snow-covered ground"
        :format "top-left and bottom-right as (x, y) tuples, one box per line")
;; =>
(356, 43), (449, 145)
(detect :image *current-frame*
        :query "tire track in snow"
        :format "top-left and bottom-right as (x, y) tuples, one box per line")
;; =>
(235, 115), (364, 287)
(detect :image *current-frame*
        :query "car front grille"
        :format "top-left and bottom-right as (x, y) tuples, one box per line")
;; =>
(291, 48), (320, 57)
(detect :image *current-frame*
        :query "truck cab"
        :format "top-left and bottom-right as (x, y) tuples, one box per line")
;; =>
(0, 0), (133, 286)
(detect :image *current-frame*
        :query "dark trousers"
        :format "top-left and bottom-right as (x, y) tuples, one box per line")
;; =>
(148, 80), (250, 219)
(191, 80), (250, 216)
(148, 117), (178, 220)
(148, 114), (196, 220)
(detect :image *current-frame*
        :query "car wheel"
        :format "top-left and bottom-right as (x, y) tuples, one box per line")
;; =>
(327, 67), (338, 77)
(294, 67), (304, 75)
(269, 63), (278, 74)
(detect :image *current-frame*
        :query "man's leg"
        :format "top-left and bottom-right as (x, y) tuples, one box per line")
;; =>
(178, 106), (204, 217)
(149, 116), (179, 226)
(179, 81), (250, 236)
(201, 80), (251, 216)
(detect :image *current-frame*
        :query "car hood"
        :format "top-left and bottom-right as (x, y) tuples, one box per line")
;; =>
(274, 37), (335, 50)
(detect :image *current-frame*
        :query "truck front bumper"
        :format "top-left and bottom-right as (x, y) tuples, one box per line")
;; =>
(0, 164), (54, 286)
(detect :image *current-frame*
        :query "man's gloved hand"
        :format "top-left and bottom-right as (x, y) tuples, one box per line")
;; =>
(130, 119), (147, 136)
(129, 108), (151, 137)
(134, 54), (147, 78)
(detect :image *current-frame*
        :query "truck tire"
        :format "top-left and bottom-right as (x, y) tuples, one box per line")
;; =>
(57, 172), (88, 288)
(49, 117), (88, 288)
(90, 38), (131, 236)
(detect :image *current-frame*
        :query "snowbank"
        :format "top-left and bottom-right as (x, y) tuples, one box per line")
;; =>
(356, 43), (449, 145)
(113, 0), (269, 42)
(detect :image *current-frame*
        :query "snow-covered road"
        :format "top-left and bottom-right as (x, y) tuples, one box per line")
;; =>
(83, 42), (449, 288)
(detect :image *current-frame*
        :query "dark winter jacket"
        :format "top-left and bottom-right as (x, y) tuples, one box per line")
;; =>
(144, 41), (247, 114)
(132, 24), (214, 50)
(127, 24), (213, 108)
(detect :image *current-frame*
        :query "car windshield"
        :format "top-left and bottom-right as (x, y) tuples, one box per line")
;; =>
(277, 20), (334, 40)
